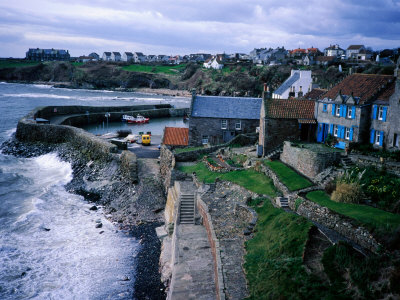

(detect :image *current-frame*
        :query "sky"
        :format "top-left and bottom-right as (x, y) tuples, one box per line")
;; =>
(0, 0), (399, 58)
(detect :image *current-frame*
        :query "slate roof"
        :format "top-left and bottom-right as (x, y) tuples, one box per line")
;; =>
(266, 99), (315, 120)
(323, 74), (395, 104)
(347, 45), (364, 50)
(103, 52), (111, 56)
(163, 127), (189, 146)
(191, 96), (262, 119)
(273, 72), (300, 95)
(112, 52), (121, 56)
(304, 88), (327, 100)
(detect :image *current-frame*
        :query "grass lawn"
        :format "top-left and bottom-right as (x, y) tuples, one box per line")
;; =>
(244, 200), (338, 299)
(174, 146), (204, 154)
(178, 162), (277, 196)
(72, 62), (84, 67)
(265, 160), (313, 191)
(306, 190), (400, 233)
(0, 60), (41, 69)
(122, 64), (187, 75)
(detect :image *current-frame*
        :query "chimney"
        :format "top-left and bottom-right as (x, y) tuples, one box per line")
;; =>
(263, 84), (271, 100)
(189, 88), (196, 116)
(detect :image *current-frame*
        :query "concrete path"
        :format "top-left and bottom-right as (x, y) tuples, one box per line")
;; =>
(170, 224), (216, 300)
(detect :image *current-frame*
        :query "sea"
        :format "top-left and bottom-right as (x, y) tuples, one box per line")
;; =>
(0, 82), (190, 299)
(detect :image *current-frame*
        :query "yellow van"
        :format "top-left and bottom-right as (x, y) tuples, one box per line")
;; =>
(141, 134), (151, 146)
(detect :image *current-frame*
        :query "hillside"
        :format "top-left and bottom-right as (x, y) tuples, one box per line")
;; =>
(0, 60), (393, 96)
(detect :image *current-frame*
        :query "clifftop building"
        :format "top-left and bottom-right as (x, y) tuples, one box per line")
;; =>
(272, 70), (314, 99)
(26, 48), (70, 61)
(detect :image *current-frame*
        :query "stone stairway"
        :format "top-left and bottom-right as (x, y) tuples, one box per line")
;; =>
(276, 196), (289, 208)
(179, 193), (195, 224)
(264, 145), (283, 160)
(341, 156), (355, 169)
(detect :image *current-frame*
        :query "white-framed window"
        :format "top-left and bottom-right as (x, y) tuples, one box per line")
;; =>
(347, 106), (352, 118)
(335, 105), (341, 116)
(375, 131), (381, 145)
(345, 127), (350, 140)
(378, 106), (384, 120)
(221, 119), (227, 129)
(235, 121), (241, 130)
(333, 125), (338, 137)
(202, 135), (209, 144)
(394, 134), (399, 148)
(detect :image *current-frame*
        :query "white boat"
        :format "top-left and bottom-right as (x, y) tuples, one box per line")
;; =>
(122, 114), (150, 124)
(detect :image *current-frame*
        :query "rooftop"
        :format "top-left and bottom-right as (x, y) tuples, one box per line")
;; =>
(304, 88), (327, 101)
(323, 73), (395, 104)
(191, 95), (262, 119)
(266, 99), (315, 120)
(163, 127), (189, 146)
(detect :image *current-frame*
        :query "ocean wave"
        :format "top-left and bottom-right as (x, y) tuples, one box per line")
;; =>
(1, 93), (71, 99)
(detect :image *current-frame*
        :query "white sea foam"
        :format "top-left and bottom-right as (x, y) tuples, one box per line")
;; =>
(1, 93), (71, 99)
(5, 128), (16, 137)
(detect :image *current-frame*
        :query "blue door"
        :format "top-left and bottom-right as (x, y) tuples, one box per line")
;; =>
(317, 123), (329, 142)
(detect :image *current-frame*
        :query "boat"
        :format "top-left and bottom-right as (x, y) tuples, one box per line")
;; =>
(122, 114), (149, 124)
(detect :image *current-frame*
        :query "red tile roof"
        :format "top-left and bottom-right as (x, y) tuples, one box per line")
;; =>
(323, 73), (395, 104)
(163, 127), (189, 146)
(304, 88), (327, 100)
(266, 99), (315, 120)
(376, 79), (396, 102)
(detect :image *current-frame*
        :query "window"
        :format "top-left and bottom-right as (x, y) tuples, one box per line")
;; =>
(299, 86), (302, 92)
(322, 104), (328, 112)
(378, 106), (384, 120)
(335, 105), (341, 116)
(221, 119), (227, 129)
(394, 134), (399, 148)
(345, 127), (350, 140)
(347, 106), (352, 118)
(333, 125), (338, 137)
(375, 131), (381, 145)
(202, 135), (209, 144)
(235, 121), (242, 130)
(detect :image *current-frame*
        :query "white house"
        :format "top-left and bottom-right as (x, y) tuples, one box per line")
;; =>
(111, 52), (121, 61)
(346, 45), (365, 59)
(122, 52), (133, 62)
(102, 52), (112, 61)
(272, 70), (313, 99)
(147, 55), (157, 62)
(324, 45), (345, 57)
(88, 52), (99, 60)
(133, 52), (146, 63)
(203, 55), (224, 69)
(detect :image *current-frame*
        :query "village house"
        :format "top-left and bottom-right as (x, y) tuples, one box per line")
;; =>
(133, 52), (147, 63)
(147, 55), (157, 62)
(346, 45), (366, 59)
(324, 44), (345, 57)
(387, 60), (400, 150)
(203, 55), (224, 70)
(111, 52), (121, 62)
(26, 48), (70, 61)
(156, 55), (170, 63)
(102, 52), (112, 61)
(272, 70), (314, 99)
(259, 86), (317, 155)
(122, 52), (134, 62)
(88, 52), (99, 60)
(250, 47), (287, 65)
(315, 73), (395, 149)
(188, 92), (262, 146)
(162, 127), (189, 148)
(77, 56), (93, 63)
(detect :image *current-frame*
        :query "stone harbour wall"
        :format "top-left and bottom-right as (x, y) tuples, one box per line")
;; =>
(16, 118), (117, 161)
(280, 141), (341, 178)
(289, 196), (381, 253)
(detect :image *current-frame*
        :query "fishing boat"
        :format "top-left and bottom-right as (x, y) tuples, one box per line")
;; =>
(122, 114), (150, 124)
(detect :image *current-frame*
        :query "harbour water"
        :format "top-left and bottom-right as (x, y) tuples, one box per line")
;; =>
(0, 82), (190, 299)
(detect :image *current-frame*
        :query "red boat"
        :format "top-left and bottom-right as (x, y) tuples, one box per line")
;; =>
(122, 114), (149, 124)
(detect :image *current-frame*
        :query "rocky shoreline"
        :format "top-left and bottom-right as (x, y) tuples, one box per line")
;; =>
(1, 138), (166, 299)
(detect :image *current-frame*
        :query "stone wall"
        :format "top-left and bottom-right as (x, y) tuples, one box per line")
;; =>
(120, 150), (138, 183)
(261, 118), (300, 153)
(160, 145), (176, 190)
(280, 141), (341, 178)
(289, 196), (381, 253)
(189, 116), (259, 146)
(350, 154), (400, 176)
(197, 197), (225, 300)
(16, 118), (117, 161)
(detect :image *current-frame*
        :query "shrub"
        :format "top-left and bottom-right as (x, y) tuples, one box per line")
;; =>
(117, 129), (132, 137)
(331, 182), (362, 203)
(324, 180), (336, 195)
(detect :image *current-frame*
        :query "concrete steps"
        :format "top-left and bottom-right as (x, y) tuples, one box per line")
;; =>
(179, 193), (195, 224)
(276, 197), (289, 208)
(265, 146), (283, 160)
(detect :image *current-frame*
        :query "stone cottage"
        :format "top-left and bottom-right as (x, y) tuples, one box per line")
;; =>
(386, 59), (400, 150)
(188, 92), (262, 146)
(315, 73), (395, 149)
(259, 87), (317, 155)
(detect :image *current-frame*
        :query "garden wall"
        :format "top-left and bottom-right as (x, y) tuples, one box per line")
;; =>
(350, 154), (400, 176)
(280, 141), (341, 178)
(289, 197), (381, 253)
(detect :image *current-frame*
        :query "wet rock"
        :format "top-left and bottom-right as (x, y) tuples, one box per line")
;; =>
(99, 231), (104, 234)
(95, 223), (103, 228)
(89, 205), (98, 211)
